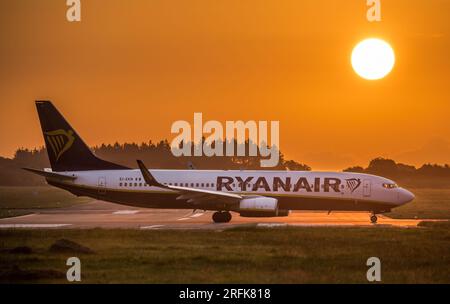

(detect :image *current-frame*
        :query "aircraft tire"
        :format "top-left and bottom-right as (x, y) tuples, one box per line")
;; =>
(212, 211), (232, 223)
(223, 211), (232, 223)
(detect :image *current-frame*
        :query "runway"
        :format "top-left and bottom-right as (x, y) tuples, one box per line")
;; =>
(0, 200), (427, 230)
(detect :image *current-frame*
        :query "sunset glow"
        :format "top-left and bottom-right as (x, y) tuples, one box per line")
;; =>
(0, 1), (449, 170)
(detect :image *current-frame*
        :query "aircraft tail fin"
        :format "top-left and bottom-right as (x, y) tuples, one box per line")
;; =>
(35, 100), (129, 172)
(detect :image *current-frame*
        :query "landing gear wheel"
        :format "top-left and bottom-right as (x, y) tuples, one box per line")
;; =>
(212, 211), (232, 223)
(212, 211), (224, 223)
(370, 215), (378, 224)
(223, 212), (232, 223)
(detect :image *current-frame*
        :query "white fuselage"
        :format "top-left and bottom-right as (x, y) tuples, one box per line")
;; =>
(49, 169), (414, 213)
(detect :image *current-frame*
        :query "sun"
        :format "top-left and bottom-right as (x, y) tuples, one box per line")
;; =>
(351, 38), (395, 80)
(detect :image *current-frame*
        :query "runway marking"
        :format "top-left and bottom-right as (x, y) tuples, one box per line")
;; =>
(113, 210), (139, 215)
(7, 213), (36, 219)
(0, 224), (72, 229)
(289, 223), (363, 227)
(257, 223), (288, 228)
(176, 212), (206, 221)
(140, 225), (165, 229)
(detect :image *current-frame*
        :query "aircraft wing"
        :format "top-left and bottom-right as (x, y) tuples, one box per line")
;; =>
(137, 160), (242, 205)
(23, 168), (77, 181)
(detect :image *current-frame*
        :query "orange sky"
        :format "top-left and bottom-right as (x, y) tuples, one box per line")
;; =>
(0, 0), (449, 170)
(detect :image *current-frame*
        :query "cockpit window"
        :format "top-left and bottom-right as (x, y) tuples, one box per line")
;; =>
(382, 183), (398, 189)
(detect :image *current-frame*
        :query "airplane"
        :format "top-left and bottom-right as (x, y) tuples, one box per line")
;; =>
(24, 100), (415, 224)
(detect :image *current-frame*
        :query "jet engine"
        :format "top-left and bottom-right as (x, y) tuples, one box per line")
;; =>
(238, 197), (290, 217)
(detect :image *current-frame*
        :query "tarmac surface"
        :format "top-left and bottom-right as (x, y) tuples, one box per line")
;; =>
(0, 200), (427, 230)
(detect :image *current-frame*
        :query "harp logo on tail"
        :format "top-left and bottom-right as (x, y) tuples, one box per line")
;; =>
(45, 129), (75, 161)
(346, 178), (362, 193)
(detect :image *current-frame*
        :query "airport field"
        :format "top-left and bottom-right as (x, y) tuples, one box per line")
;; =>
(0, 186), (90, 219)
(0, 222), (449, 284)
(386, 188), (450, 219)
(1, 186), (449, 219)
(0, 186), (449, 283)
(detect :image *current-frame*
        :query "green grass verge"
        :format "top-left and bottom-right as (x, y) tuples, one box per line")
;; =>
(387, 188), (450, 219)
(0, 226), (449, 284)
(0, 186), (91, 218)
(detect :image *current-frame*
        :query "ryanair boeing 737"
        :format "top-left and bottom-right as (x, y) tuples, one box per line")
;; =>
(24, 101), (415, 223)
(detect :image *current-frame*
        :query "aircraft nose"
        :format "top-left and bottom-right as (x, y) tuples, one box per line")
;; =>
(398, 188), (415, 204)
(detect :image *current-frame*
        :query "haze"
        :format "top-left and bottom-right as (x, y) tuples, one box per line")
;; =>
(0, 0), (449, 170)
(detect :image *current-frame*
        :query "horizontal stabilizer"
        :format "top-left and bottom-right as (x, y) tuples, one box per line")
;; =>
(22, 168), (77, 181)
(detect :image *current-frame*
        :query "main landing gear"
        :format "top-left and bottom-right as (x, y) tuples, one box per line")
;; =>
(370, 214), (378, 224)
(212, 211), (232, 223)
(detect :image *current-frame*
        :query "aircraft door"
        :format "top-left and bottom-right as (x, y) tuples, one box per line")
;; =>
(98, 176), (107, 195)
(362, 179), (371, 197)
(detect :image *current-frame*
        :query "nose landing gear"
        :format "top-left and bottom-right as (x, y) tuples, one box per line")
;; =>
(212, 211), (232, 223)
(370, 214), (378, 224)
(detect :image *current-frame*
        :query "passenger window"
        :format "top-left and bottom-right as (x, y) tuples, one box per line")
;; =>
(201, 183), (204, 187)
(124, 183), (127, 187)
(196, 183), (199, 187)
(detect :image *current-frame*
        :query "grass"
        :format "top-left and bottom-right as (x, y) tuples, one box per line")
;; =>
(0, 225), (449, 284)
(0, 186), (91, 219)
(387, 188), (450, 219)
(0, 186), (448, 284)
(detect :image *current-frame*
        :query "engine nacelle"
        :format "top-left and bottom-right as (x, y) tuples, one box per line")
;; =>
(238, 197), (290, 217)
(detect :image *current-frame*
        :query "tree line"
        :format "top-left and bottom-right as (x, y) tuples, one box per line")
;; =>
(0, 140), (310, 186)
(1, 140), (449, 188)
(344, 158), (450, 188)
